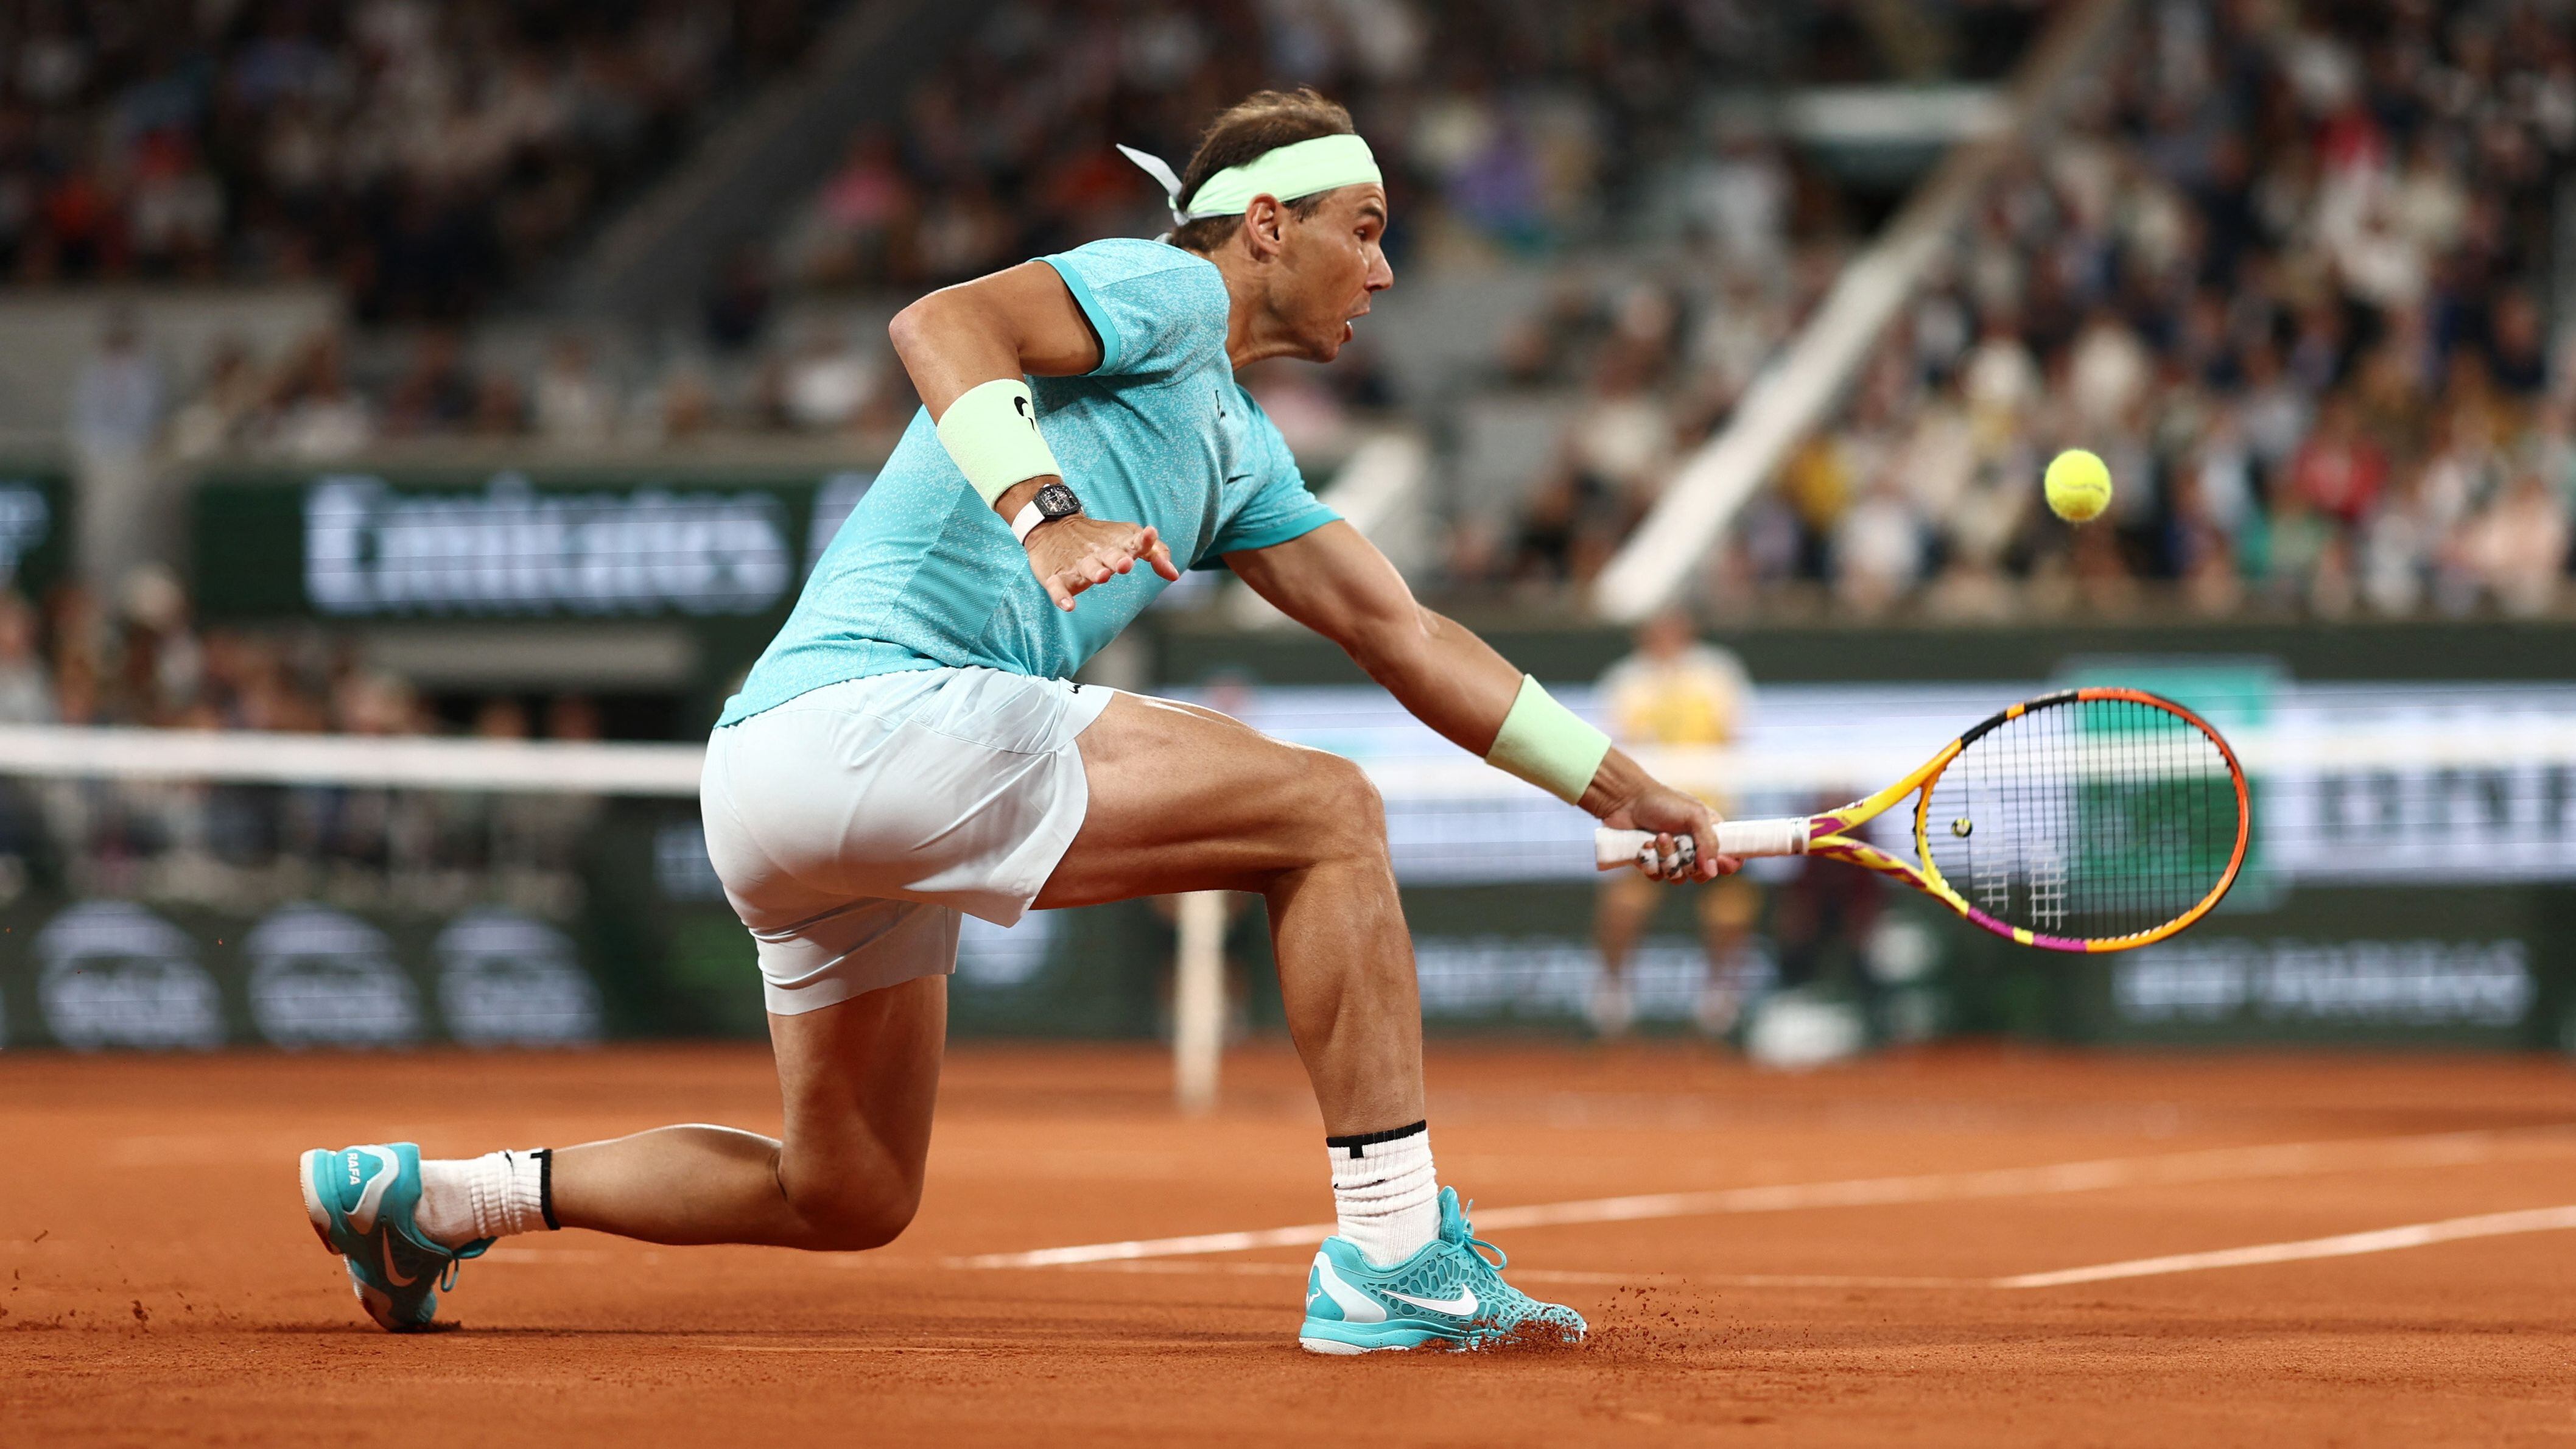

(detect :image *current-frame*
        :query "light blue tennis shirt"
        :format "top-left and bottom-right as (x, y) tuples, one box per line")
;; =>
(718, 238), (1339, 726)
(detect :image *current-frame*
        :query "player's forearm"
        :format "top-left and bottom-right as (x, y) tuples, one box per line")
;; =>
(1343, 605), (1518, 749)
(1350, 608), (1641, 817)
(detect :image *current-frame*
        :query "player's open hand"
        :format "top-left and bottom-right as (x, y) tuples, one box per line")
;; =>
(1025, 515), (1182, 611)
(1602, 782), (1741, 883)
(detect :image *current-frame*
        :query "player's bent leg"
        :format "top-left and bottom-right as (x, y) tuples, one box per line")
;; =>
(1037, 692), (1422, 1135)
(1042, 693), (1584, 1351)
(547, 974), (946, 1250)
(300, 977), (944, 1331)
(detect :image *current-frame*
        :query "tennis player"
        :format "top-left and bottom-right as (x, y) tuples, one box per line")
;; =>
(300, 89), (1736, 1354)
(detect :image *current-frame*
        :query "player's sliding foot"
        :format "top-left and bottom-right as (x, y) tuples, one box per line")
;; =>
(1299, 1187), (1586, 1353)
(299, 1143), (490, 1332)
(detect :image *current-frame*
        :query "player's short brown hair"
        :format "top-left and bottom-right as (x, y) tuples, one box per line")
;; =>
(1169, 89), (1357, 254)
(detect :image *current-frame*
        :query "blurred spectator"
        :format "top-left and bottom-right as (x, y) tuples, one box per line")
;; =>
(69, 311), (164, 454)
(1588, 609), (1759, 1040)
(1832, 475), (1928, 615)
(545, 694), (603, 743)
(533, 337), (617, 446)
(777, 328), (878, 433)
(68, 309), (166, 590)
(0, 594), (55, 725)
(640, 360), (720, 444)
(2456, 465), (2571, 617)
(704, 247), (774, 352)
(385, 330), (481, 439)
(167, 339), (267, 460)
(267, 333), (375, 459)
(473, 697), (532, 742)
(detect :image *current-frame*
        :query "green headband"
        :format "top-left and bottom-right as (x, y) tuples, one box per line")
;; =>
(1117, 134), (1382, 228)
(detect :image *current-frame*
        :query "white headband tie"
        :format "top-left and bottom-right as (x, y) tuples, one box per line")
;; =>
(1117, 133), (1382, 228)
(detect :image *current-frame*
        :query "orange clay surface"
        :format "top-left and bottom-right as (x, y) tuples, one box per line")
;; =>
(7, 1042), (2576, 1447)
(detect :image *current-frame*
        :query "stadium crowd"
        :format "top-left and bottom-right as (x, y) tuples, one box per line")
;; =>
(775, 0), (2035, 289)
(53, 0), (2576, 622)
(1656, 0), (2576, 619)
(0, 0), (832, 319)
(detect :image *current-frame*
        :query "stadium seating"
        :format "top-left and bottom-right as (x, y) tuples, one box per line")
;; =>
(0, 0), (837, 318)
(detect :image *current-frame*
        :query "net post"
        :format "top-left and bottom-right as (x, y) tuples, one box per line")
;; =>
(1173, 891), (1226, 1115)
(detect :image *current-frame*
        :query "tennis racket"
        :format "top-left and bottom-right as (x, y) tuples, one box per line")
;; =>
(1594, 687), (2250, 953)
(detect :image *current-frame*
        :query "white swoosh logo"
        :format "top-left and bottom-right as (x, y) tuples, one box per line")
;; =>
(377, 1233), (421, 1289)
(1309, 1255), (1386, 1324)
(1386, 1286), (1478, 1316)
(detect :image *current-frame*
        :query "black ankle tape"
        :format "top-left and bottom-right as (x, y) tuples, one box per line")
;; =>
(534, 1148), (559, 1230)
(1324, 1120), (1427, 1159)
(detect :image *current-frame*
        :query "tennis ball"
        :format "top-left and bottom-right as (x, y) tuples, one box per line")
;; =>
(2044, 449), (2113, 524)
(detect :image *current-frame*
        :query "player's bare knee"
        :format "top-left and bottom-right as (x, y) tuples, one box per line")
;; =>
(1293, 751), (1388, 865)
(793, 1182), (920, 1252)
(781, 1163), (924, 1251)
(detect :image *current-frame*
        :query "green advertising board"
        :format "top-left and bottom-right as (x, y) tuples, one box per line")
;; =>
(189, 462), (877, 624)
(0, 790), (1186, 1052)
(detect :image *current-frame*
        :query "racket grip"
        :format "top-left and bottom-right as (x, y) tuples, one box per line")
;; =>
(1593, 819), (1811, 871)
(1714, 817), (1811, 858)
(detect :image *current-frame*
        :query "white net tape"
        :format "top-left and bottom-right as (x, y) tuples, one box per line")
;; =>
(0, 679), (2564, 888)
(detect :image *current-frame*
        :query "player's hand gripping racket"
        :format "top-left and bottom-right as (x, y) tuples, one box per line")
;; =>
(1596, 688), (2250, 952)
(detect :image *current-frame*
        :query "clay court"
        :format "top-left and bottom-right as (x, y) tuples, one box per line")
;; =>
(6, 1043), (2575, 1446)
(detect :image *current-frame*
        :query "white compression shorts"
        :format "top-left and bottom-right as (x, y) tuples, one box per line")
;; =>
(698, 667), (1115, 1015)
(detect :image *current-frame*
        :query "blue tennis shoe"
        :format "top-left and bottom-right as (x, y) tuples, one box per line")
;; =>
(299, 1142), (490, 1332)
(1299, 1187), (1587, 1353)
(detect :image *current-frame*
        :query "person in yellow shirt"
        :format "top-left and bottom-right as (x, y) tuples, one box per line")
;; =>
(1590, 609), (1759, 1037)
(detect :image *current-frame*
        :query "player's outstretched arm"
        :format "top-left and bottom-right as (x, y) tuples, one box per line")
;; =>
(888, 262), (1179, 608)
(1226, 522), (1737, 881)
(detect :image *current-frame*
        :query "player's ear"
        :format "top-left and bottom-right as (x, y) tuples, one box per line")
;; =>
(1241, 194), (1288, 260)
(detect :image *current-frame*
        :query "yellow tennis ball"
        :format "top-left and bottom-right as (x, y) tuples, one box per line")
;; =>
(2044, 449), (2113, 523)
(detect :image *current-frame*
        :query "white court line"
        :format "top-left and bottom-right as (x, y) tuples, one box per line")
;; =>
(946, 1127), (2574, 1270)
(1995, 1204), (2576, 1288)
(998, 1212), (2576, 1294)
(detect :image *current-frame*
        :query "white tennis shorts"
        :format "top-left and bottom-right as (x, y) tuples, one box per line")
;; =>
(698, 667), (1115, 1015)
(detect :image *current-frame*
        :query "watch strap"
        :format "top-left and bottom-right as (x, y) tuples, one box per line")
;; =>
(1011, 499), (1047, 544)
(1013, 485), (1082, 544)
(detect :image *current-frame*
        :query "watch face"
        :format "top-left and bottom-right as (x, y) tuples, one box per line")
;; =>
(1035, 483), (1082, 519)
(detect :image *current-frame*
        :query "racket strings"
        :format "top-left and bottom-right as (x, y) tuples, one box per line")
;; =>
(1922, 696), (2241, 943)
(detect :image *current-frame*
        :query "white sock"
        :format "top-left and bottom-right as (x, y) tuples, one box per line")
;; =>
(416, 1149), (554, 1249)
(1327, 1122), (1439, 1267)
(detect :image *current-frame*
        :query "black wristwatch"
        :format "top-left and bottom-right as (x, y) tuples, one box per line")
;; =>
(1012, 482), (1084, 542)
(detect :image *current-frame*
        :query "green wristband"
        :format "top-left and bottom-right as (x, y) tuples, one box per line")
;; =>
(1485, 676), (1612, 806)
(935, 378), (1063, 507)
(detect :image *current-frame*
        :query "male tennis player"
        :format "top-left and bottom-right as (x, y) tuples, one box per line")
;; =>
(300, 89), (1735, 1353)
